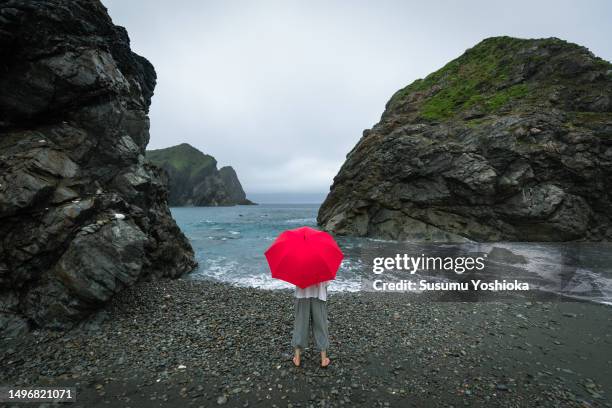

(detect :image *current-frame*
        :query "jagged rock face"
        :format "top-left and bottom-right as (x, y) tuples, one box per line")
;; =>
(318, 37), (612, 242)
(146, 143), (254, 206)
(0, 0), (197, 340)
(219, 166), (251, 204)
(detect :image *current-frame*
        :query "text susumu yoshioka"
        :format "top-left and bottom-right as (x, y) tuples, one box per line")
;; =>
(372, 279), (530, 291)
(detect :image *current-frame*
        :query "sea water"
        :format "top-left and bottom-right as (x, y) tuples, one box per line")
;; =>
(172, 204), (361, 292)
(172, 204), (612, 305)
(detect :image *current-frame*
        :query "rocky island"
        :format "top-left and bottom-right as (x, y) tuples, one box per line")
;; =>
(318, 37), (612, 242)
(0, 0), (196, 341)
(147, 143), (254, 206)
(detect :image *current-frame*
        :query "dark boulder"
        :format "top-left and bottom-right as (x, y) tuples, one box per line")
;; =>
(0, 0), (196, 341)
(318, 37), (612, 242)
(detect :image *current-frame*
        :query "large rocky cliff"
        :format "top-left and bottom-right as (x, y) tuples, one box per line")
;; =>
(318, 37), (612, 242)
(147, 143), (254, 206)
(0, 0), (197, 341)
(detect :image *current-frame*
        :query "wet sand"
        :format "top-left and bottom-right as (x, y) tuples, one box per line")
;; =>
(1, 279), (611, 407)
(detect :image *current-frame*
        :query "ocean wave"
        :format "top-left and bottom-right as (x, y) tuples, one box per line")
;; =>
(364, 238), (395, 243)
(284, 217), (316, 225)
(328, 279), (361, 292)
(197, 219), (217, 224)
(206, 234), (241, 240)
(232, 274), (294, 290)
(339, 258), (366, 273)
(189, 255), (364, 292)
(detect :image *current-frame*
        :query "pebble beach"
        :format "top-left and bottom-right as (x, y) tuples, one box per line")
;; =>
(1, 279), (611, 408)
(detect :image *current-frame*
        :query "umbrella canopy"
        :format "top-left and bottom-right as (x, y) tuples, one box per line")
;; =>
(264, 226), (343, 289)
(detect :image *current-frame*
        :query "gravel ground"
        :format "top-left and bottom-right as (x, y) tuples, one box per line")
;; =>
(1, 279), (611, 407)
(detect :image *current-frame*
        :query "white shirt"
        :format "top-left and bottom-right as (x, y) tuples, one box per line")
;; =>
(295, 281), (328, 302)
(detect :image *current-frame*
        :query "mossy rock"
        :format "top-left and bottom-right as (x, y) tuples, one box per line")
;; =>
(386, 36), (612, 122)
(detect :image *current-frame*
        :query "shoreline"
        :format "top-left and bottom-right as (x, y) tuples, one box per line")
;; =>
(1, 279), (611, 407)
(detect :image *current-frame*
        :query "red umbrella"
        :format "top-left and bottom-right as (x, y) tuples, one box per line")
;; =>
(265, 226), (344, 289)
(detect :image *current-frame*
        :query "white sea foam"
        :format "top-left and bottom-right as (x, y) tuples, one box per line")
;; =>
(328, 279), (361, 292)
(233, 274), (294, 290)
(339, 258), (366, 273)
(198, 270), (362, 293)
(284, 217), (316, 225)
(192, 255), (364, 292)
(481, 242), (612, 305)
(365, 237), (397, 243)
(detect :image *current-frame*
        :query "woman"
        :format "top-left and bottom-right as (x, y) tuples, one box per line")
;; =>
(291, 280), (330, 368)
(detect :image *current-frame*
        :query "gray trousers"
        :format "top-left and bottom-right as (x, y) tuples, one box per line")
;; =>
(291, 298), (329, 352)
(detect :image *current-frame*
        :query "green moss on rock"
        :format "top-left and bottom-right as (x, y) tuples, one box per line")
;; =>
(386, 36), (610, 122)
(147, 143), (217, 178)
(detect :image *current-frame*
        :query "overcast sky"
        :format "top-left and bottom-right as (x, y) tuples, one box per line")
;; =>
(102, 0), (612, 196)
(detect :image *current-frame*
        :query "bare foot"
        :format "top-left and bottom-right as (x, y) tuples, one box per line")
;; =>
(321, 350), (331, 368)
(292, 350), (301, 367)
(321, 356), (331, 368)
